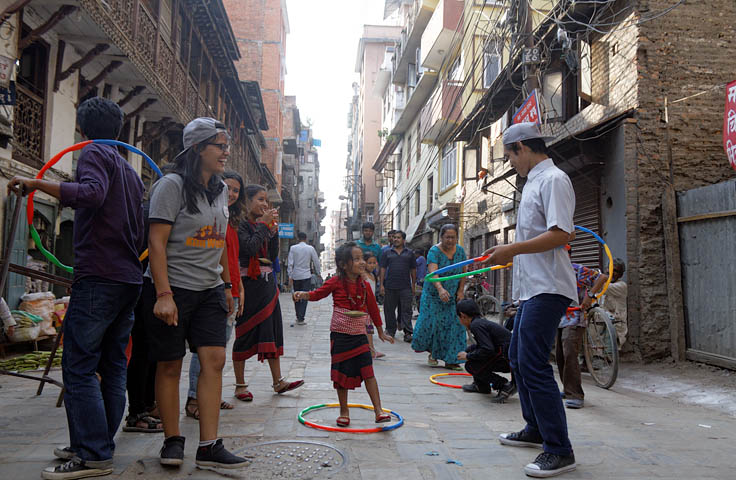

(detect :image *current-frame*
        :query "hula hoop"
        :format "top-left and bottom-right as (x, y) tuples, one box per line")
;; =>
(298, 403), (404, 433)
(424, 226), (614, 299)
(27, 140), (162, 273)
(429, 372), (472, 389)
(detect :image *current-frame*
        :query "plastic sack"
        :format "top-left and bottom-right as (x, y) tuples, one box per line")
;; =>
(8, 324), (41, 342)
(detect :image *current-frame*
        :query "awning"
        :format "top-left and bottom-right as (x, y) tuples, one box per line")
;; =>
(405, 209), (427, 243)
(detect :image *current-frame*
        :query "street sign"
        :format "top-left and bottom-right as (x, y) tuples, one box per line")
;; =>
(0, 54), (13, 89)
(724, 79), (736, 171)
(0, 81), (16, 106)
(522, 47), (541, 65)
(512, 89), (541, 125)
(278, 223), (294, 238)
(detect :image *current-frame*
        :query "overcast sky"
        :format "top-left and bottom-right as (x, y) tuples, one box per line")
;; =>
(284, 0), (388, 243)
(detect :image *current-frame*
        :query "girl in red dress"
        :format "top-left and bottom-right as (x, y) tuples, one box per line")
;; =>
(294, 242), (394, 426)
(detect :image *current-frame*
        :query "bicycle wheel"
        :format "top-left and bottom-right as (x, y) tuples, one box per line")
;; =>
(583, 307), (619, 389)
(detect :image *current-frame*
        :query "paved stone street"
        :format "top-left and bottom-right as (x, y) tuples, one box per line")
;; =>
(1, 294), (735, 479)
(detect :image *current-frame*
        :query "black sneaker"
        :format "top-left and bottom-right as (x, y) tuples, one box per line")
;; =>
(53, 446), (76, 461)
(160, 436), (185, 466)
(523, 451), (576, 477)
(491, 381), (518, 403)
(403, 333), (412, 343)
(499, 429), (543, 448)
(462, 383), (491, 394)
(195, 439), (249, 469)
(41, 458), (112, 479)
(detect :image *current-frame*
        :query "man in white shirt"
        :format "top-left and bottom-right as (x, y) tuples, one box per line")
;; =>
(483, 123), (578, 478)
(288, 232), (321, 325)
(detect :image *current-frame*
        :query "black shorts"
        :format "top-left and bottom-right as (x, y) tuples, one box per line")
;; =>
(142, 278), (229, 362)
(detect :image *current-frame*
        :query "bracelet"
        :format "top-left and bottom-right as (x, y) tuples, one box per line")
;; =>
(156, 290), (173, 298)
(224, 282), (233, 289)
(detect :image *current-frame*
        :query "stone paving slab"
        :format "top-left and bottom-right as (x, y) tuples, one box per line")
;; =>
(1, 293), (735, 479)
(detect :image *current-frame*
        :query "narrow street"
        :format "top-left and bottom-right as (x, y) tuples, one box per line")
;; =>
(1, 294), (734, 479)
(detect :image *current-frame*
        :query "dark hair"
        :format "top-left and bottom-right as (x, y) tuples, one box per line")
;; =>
(171, 140), (225, 214)
(456, 298), (481, 318)
(362, 222), (375, 231)
(297, 231), (307, 240)
(394, 230), (406, 239)
(363, 251), (376, 262)
(509, 138), (548, 155)
(387, 230), (397, 236)
(335, 242), (359, 278)
(613, 258), (626, 275)
(440, 224), (458, 238)
(243, 184), (268, 217)
(222, 170), (245, 226)
(76, 97), (123, 140)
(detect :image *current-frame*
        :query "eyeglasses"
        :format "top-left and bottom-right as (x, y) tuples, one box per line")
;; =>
(208, 143), (230, 152)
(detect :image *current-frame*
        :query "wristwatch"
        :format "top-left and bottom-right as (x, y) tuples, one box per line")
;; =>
(224, 282), (233, 289)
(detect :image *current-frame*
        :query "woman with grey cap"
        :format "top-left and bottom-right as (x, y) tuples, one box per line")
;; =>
(143, 117), (248, 468)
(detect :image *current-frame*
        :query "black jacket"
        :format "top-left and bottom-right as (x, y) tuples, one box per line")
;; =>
(466, 316), (512, 362)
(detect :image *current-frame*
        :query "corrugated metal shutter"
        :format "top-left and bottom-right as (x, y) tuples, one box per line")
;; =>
(569, 168), (601, 269)
(3, 196), (28, 309)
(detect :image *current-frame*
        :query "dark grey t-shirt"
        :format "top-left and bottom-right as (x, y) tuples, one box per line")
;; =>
(145, 173), (229, 291)
(380, 247), (416, 290)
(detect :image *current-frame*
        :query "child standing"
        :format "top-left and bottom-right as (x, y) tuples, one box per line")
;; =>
(362, 252), (385, 358)
(294, 242), (394, 426)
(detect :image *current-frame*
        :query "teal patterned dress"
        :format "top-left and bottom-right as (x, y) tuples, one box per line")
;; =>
(411, 244), (467, 364)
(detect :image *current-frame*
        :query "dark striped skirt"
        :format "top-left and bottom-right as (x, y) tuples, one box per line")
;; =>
(233, 274), (284, 362)
(330, 332), (374, 390)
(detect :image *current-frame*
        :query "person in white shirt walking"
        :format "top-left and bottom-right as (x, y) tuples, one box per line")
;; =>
(288, 232), (321, 325)
(482, 122), (578, 478)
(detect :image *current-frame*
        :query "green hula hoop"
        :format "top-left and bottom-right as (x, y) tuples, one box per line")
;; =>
(424, 263), (511, 283)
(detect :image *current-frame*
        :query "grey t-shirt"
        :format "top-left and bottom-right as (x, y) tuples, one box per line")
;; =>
(145, 173), (229, 291)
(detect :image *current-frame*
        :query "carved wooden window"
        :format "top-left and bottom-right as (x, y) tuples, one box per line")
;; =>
(13, 26), (49, 167)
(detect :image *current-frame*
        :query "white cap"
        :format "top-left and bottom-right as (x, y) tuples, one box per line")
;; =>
(502, 122), (553, 145)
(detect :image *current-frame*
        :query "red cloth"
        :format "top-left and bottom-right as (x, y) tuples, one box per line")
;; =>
(308, 275), (382, 328)
(226, 224), (241, 298)
(330, 307), (368, 335)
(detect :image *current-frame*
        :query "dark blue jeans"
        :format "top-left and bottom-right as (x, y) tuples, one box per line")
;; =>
(293, 278), (312, 321)
(62, 276), (141, 465)
(509, 293), (573, 456)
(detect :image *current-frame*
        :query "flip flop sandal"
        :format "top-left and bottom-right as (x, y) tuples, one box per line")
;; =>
(336, 416), (350, 427)
(375, 351), (386, 358)
(185, 397), (199, 420)
(122, 413), (163, 433)
(220, 400), (234, 409)
(274, 379), (304, 394)
(375, 413), (392, 423)
(234, 390), (253, 402)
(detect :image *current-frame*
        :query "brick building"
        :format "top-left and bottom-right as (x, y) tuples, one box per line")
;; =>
(224, 0), (288, 200)
(455, 0), (736, 362)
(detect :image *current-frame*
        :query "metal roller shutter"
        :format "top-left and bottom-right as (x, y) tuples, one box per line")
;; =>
(569, 168), (602, 269)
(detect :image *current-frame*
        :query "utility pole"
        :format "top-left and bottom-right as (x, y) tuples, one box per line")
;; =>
(520, 0), (539, 94)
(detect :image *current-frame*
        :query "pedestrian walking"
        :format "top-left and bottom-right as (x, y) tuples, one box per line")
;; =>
(186, 170), (246, 414)
(232, 185), (304, 400)
(9, 97), (146, 480)
(483, 122), (578, 477)
(288, 231), (321, 325)
(293, 242), (394, 426)
(411, 224), (467, 369)
(144, 117), (247, 469)
(379, 230), (416, 342)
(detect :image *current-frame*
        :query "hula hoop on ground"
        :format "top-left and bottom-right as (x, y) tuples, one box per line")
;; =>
(298, 403), (404, 433)
(429, 372), (472, 389)
(424, 225), (614, 299)
(27, 139), (162, 273)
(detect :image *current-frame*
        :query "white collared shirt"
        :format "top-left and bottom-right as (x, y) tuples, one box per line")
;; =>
(512, 158), (578, 303)
(287, 241), (321, 281)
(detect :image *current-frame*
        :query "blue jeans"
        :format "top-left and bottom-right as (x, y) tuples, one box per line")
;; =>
(188, 298), (236, 399)
(62, 277), (141, 465)
(509, 293), (573, 456)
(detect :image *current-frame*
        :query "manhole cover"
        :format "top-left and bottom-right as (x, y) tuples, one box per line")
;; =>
(233, 440), (347, 478)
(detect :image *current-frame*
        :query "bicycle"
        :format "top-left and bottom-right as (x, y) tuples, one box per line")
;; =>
(568, 305), (619, 389)
(463, 277), (501, 322)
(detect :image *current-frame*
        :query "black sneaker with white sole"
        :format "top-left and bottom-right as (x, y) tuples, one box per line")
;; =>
(53, 446), (76, 461)
(499, 429), (544, 448)
(195, 439), (249, 469)
(160, 436), (185, 466)
(491, 381), (518, 403)
(41, 458), (112, 480)
(523, 451), (576, 477)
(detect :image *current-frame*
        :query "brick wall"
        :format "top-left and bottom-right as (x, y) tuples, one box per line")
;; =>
(631, 0), (736, 359)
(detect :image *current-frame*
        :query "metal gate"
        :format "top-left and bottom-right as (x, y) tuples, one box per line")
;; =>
(677, 179), (736, 369)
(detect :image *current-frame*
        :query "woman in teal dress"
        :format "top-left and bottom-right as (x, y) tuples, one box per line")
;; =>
(411, 224), (467, 369)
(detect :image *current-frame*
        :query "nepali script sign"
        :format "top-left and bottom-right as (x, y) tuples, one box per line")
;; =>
(513, 89), (541, 125)
(724, 80), (736, 171)
(278, 223), (294, 239)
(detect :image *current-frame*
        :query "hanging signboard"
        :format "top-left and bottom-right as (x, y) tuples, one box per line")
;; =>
(0, 81), (16, 106)
(512, 89), (541, 125)
(278, 223), (295, 238)
(724, 80), (736, 171)
(0, 54), (12, 89)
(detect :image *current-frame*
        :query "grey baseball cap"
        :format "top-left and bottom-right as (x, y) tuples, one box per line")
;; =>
(502, 122), (553, 145)
(173, 117), (230, 160)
